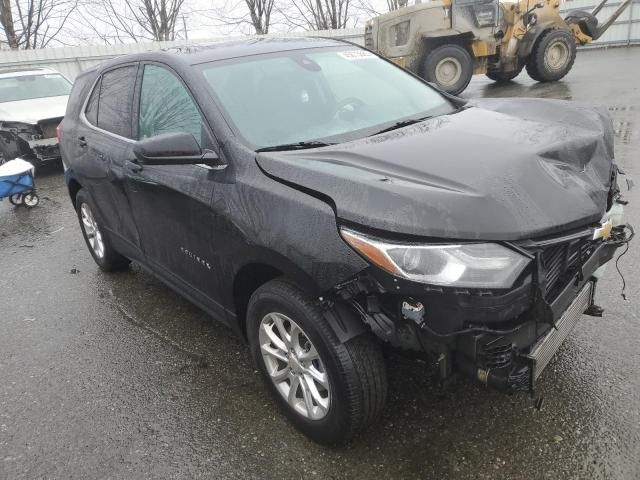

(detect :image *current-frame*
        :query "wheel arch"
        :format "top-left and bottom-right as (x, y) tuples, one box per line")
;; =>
(421, 32), (475, 60)
(230, 257), (367, 344)
(518, 22), (571, 59)
(65, 170), (83, 208)
(230, 256), (320, 339)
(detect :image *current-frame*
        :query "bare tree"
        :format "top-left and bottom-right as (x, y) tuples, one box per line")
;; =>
(0, 0), (78, 49)
(245, 0), (275, 34)
(387, 0), (407, 10)
(78, 0), (185, 44)
(288, 0), (352, 30)
(137, 0), (184, 40)
(207, 0), (276, 35)
(283, 0), (379, 31)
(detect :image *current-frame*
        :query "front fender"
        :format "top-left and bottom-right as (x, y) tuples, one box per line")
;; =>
(518, 22), (570, 58)
(214, 165), (370, 311)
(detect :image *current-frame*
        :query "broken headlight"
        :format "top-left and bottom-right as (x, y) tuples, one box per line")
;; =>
(341, 229), (530, 289)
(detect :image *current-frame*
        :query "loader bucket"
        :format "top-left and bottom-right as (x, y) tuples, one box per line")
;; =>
(565, 0), (632, 41)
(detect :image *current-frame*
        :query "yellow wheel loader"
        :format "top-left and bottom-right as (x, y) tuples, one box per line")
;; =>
(365, 0), (632, 95)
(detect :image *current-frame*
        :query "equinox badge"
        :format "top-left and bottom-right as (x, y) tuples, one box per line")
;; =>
(180, 247), (212, 270)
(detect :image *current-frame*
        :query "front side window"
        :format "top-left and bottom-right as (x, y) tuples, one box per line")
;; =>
(138, 65), (203, 145)
(200, 46), (454, 149)
(97, 65), (138, 138)
(0, 73), (72, 103)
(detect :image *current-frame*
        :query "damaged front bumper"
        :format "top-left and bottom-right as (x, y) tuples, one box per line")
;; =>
(454, 235), (622, 393)
(0, 119), (62, 165)
(334, 219), (632, 394)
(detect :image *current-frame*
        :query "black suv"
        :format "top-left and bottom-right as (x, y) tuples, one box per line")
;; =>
(60, 38), (631, 444)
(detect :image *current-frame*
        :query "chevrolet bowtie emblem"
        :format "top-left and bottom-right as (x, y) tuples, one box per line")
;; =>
(593, 220), (613, 240)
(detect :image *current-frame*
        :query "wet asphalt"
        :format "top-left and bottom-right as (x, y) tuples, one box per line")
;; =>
(1, 47), (640, 480)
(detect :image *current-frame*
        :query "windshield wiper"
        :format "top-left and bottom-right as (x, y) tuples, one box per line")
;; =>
(369, 116), (432, 137)
(255, 141), (336, 153)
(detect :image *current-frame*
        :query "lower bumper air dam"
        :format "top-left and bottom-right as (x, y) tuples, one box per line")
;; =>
(456, 280), (595, 393)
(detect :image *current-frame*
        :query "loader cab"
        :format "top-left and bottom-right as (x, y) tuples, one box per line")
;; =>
(452, 0), (501, 35)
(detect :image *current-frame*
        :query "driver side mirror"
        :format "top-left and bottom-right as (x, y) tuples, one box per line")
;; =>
(133, 132), (226, 170)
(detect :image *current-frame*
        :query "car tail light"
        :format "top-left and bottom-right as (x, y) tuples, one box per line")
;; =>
(56, 124), (62, 142)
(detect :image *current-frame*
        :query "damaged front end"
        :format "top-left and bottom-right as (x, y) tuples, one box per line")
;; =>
(256, 96), (633, 395)
(329, 202), (632, 395)
(0, 118), (62, 165)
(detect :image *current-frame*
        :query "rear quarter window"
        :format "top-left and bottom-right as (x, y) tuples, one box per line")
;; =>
(65, 73), (91, 117)
(84, 78), (100, 126)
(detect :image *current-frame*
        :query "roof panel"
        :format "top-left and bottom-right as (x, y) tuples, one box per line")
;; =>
(165, 37), (350, 64)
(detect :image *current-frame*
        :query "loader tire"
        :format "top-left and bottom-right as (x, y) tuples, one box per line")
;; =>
(422, 45), (473, 95)
(526, 28), (576, 82)
(486, 66), (523, 83)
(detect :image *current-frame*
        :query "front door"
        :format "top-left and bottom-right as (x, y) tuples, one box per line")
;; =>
(124, 63), (223, 308)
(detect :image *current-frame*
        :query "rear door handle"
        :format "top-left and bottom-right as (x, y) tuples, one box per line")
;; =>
(78, 136), (87, 147)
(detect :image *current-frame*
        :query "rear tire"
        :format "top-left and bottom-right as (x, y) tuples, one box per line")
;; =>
(247, 278), (387, 444)
(76, 189), (130, 272)
(9, 194), (22, 206)
(422, 44), (473, 95)
(526, 29), (577, 82)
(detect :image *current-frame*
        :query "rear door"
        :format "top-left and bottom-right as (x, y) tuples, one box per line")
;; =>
(76, 64), (141, 257)
(124, 63), (223, 310)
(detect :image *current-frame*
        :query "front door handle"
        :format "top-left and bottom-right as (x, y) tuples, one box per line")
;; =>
(125, 159), (143, 173)
(78, 136), (87, 147)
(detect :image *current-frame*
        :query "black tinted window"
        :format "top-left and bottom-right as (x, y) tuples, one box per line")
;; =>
(139, 65), (203, 145)
(84, 78), (100, 126)
(97, 65), (137, 138)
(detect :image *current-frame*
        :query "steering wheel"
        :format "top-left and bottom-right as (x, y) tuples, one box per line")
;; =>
(333, 97), (366, 120)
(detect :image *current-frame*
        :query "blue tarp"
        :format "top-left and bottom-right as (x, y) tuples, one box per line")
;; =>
(0, 172), (34, 198)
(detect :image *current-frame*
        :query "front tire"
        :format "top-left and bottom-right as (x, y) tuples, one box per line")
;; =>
(75, 189), (130, 272)
(247, 279), (387, 444)
(422, 44), (473, 95)
(526, 29), (577, 82)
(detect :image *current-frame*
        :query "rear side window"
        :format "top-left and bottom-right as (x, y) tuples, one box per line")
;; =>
(138, 65), (203, 145)
(84, 78), (100, 126)
(96, 65), (137, 138)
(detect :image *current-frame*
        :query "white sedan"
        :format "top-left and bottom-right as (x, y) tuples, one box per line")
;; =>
(0, 67), (71, 166)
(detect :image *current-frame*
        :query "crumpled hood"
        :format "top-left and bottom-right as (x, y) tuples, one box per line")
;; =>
(257, 98), (616, 241)
(0, 95), (68, 124)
